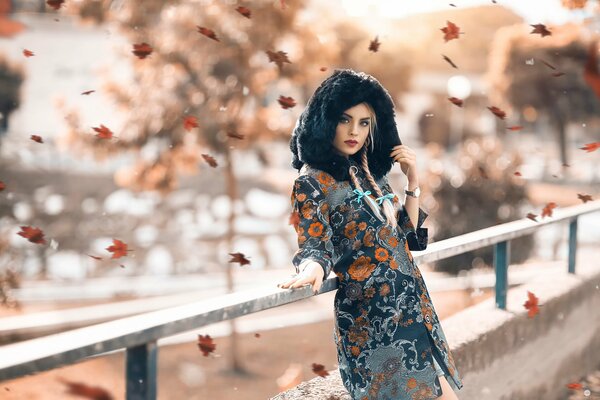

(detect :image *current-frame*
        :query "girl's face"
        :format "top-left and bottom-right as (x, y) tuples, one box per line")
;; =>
(333, 103), (372, 158)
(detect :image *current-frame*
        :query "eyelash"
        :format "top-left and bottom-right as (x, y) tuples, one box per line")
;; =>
(339, 117), (370, 126)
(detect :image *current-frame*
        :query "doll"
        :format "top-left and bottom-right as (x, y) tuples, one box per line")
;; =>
(278, 69), (464, 400)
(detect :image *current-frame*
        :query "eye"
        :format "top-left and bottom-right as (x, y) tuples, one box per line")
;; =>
(361, 121), (370, 127)
(339, 116), (349, 123)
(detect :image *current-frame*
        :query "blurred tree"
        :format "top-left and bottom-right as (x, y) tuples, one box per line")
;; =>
(486, 23), (600, 171)
(428, 136), (534, 275)
(0, 54), (24, 138)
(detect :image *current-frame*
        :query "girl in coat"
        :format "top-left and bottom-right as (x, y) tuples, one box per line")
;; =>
(278, 69), (464, 400)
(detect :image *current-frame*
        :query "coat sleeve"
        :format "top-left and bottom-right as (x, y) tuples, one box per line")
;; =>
(290, 174), (335, 278)
(380, 177), (429, 251)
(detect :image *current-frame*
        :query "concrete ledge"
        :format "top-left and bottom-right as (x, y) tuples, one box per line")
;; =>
(271, 260), (600, 400)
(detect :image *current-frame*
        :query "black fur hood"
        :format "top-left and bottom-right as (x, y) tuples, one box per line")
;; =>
(289, 68), (402, 181)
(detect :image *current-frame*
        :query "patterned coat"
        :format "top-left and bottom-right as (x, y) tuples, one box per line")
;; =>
(290, 160), (464, 400)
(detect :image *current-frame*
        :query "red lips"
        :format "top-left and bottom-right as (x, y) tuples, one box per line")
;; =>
(344, 140), (358, 145)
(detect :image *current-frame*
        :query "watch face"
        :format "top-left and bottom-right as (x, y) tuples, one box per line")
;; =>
(414, 187), (421, 197)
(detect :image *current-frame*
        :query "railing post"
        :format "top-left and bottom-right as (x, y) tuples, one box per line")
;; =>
(494, 240), (510, 310)
(568, 217), (578, 274)
(126, 341), (157, 400)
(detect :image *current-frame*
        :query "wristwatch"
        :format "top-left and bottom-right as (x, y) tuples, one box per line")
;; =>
(405, 186), (420, 198)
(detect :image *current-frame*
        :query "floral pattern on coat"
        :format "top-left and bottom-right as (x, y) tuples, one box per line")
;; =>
(290, 162), (464, 400)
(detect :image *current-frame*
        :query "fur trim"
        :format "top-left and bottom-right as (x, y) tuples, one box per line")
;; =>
(289, 68), (402, 181)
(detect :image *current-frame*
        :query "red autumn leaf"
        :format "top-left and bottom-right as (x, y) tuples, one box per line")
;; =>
(440, 21), (461, 42)
(0, 181), (5, 191)
(46, 0), (65, 10)
(566, 382), (584, 390)
(226, 130), (245, 140)
(526, 213), (538, 222)
(312, 363), (329, 378)
(513, 171), (522, 176)
(18, 226), (47, 244)
(254, 333), (261, 338)
(201, 154), (218, 167)
(105, 239), (130, 259)
(442, 54), (458, 69)
(132, 42), (153, 59)
(57, 377), (113, 400)
(561, 0), (587, 10)
(523, 291), (539, 318)
(196, 26), (219, 42)
(320, 66), (328, 72)
(448, 97), (463, 107)
(278, 95), (296, 109)
(88, 254), (102, 260)
(183, 115), (199, 131)
(229, 252), (251, 266)
(23, 49), (34, 57)
(289, 211), (300, 228)
(235, 6), (251, 18)
(552, 71), (565, 77)
(266, 50), (292, 70)
(506, 126), (523, 131)
(197, 334), (216, 356)
(530, 24), (552, 37)
(368, 36), (381, 52)
(577, 193), (593, 203)
(541, 202), (557, 218)
(580, 142), (600, 152)
(93, 124), (114, 139)
(30, 135), (44, 143)
(81, 90), (95, 95)
(487, 106), (506, 119)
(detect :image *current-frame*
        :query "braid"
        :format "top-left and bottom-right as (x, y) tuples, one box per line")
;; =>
(348, 164), (384, 222)
(360, 149), (398, 230)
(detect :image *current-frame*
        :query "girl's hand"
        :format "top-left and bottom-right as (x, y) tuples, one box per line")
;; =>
(390, 145), (418, 182)
(277, 261), (325, 295)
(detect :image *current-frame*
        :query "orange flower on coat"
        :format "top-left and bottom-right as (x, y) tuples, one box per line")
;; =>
(389, 258), (399, 270)
(379, 283), (390, 297)
(317, 171), (335, 186)
(363, 230), (375, 247)
(344, 221), (358, 239)
(387, 236), (399, 247)
(296, 192), (306, 202)
(308, 222), (324, 237)
(374, 247), (389, 262)
(301, 202), (314, 219)
(404, 240), (414, 262)
(348, 256), (375, 281)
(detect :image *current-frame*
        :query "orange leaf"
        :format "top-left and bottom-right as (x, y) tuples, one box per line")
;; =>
(229, 252), (251, 266)
(132, 42), (153, 59)
(312, 363), (329, 378)
(580, 142), (600, 152)
(266, 50), (291, 69)
(23, 49), (34, 57)
(530, 24), (552, 37)
(487, 106), (506, 119)
(46, 0), (65, 10)
(196, 26), (219, 42)
(30, 134), (44, 143)
(440, 21), (461, 42)
(201, 154), (218, 167)
(197, 334), (216, 356)
(506, 126), (523, 131)
(577, 193), (593, 203)
(513, 171), (522, 176)
(92, 124), (114, 139)
(183, 115), (199, 131)
(561, 0), (587, 10)
(87, 254), (102, 260)
(57, 377), (113, 400)
(319, 66), (328, 72)
(17, 226), (47, 244)
(105, 239), (130, 259)
(566, 381), (584, 390)
(235, 6), (251, 18)
(541, 202), (557, 218)
(278, 95), (296, 109)
(448, 97), (463, 107)
(442, 55), (458, 69)
(81, 90), (95, 95)
(523, 291), (539, 318)
(526, 212), (538, 221)
(254, 333), (261, 338)
(368, 36), (381, 52)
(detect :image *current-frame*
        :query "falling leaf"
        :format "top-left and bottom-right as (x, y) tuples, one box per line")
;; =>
(132, 42), (153, 59)
(30, 135), (44, 143)
(93, 124), (114, 140)
(440, 21), (461, 42)
(183, 116), (199, 131)
(530, 24), (552, 37)
(17, 226), (47, 245)
(226, 130), (245, 140)
(46, 0), (65, 10)
(197, 334), (216, 356)
(523, 291), (539, 318)
(506, 126), (523, 131)
(584, 41), (600, 99)
(312, 363), (329, 378)
(577, 193), (593, 203)
(540, 59), (556, 70)
(23, 49), (34, 57)
(106, 239), (130, 259)
(201, 154), (218, 167)
(81, 90), (95, 95)
(236, 6), (251, 18)
(289, 211), (300, 228)
(477, 166), (489, 179)
(561, 0), (587, 10)
(88, 254), (102, 260)
(566, 382), (584, 390)
(57, 377), (113, 400)
(320, 66), (328, 72)
(442, 54), (458, 69)
(266, 50), (291, 70)
(448, 97), (463, 107)
(449, 3), (457, 7)
(513, 171), (522, 176)
(526, 213), (538, 221)
(552, 71), (565, 77)
(487, 106), (506, 119)
(0, 181), (5, 191)
(580, 142), (600, 152)
(229, 252), (251, 266)
(254, 333), (261, 338)
(278, 95), (296, 109)
(368, 36), (381, 52)
(541, 202), (557, 218)
(196, 26), (219, 42)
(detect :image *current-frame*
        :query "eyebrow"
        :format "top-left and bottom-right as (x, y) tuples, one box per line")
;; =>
(342, 112), (370, 121)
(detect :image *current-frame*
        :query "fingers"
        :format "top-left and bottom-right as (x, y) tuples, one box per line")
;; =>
(277, 274), (320, 294)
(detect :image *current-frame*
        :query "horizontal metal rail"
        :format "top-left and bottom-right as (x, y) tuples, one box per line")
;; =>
(1, 199), (598, 398)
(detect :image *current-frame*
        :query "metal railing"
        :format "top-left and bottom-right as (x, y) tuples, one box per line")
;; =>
(1, 200), (599, 399)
